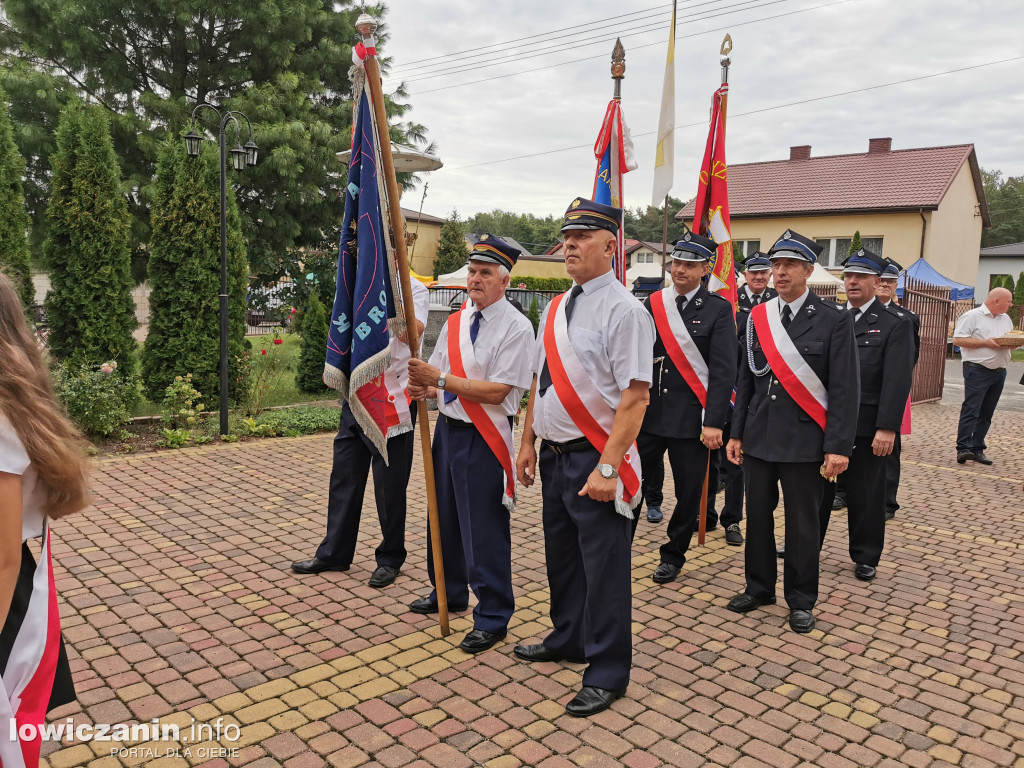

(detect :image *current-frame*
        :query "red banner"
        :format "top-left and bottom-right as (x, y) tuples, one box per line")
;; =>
(691, 85), (738, 312)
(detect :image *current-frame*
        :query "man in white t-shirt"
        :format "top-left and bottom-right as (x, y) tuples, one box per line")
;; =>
(953, 287), (1015, 465)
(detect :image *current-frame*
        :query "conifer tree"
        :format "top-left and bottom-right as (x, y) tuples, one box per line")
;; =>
(0, 88), (33, 310)
(142, 138), (248, 402)
(296, 292), (330, 394)
(43, 103), (137, 375)
(849, 230), (862, 254)
(433, 211), (468, 278)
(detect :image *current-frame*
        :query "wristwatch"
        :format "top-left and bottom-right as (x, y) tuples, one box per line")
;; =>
(436, 374), (447, 389)
(596, 463), (618, 479)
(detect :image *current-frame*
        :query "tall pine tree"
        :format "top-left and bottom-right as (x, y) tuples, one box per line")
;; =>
(0, 88), (33, 310)
(296, 292), (330, 395)
(142, 138), (248, 402)
(43, 102), (137, 374)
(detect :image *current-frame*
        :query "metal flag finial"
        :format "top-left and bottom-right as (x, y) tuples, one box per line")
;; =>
(720, 34), (733, 56)
(355, 12), (377, 39)
(611, 38), (625, 80)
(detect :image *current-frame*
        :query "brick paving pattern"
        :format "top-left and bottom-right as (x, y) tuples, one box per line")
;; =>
(36, 400), (1024, 767)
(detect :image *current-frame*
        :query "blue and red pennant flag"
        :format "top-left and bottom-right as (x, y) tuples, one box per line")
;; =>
(324, 77), (404, 460)
(592, 100), (637, 285)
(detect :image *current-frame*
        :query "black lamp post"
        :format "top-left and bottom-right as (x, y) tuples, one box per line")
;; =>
(184, 105), (258, 435)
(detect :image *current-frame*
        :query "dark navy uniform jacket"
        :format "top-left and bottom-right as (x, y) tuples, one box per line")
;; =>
(734, 291), (860, 463)
(736, 286), (778, 319)
(851, 301), (915, 437)
(641, 285), (737, 439)
(884, 301), (921, 365)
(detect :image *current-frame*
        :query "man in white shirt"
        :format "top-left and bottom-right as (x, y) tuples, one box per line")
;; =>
(407, 235), (535, 655)
(514, 198), (654, 716)
(953, 287), (1015, 465)
(292, 278), (429, 588)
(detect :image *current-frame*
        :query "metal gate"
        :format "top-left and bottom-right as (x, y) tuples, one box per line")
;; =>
(901, 277), (951, 404)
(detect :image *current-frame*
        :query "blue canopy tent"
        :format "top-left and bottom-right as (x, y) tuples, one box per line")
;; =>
(896, 259), (975, 301)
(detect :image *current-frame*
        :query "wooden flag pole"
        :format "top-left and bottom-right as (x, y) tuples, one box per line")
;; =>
(698, 36), (732, 547)
(356, 14), (450, 637)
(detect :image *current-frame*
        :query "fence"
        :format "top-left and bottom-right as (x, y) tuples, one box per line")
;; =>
(427, 287), (562, 313)
(901, 277), (951, 404)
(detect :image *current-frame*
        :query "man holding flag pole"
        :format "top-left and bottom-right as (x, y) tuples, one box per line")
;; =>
(314, 13), (451, 636)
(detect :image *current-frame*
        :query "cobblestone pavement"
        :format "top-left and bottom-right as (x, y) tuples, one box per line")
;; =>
(37, 401), (1024, 768)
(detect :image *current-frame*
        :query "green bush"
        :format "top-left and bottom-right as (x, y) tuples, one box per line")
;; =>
(511, 276), (573, 291)
(43, 103), (137, 375)
(296, 293), (331, 394)
(234, 405), (339, 438)
(54, 361), (138, 438)
(142, 137), (249, 403)
(0, 88), (33, 310)
(161, 374), (206, 430)
(244, 330), (292, 414)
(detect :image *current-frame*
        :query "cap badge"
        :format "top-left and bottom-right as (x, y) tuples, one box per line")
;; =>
(783, 230), (792, 239)
(571, 198), (582, 209)
(684, 232), (692, 241)
(857, 249), (864, 256)
(481, 234), (489, 241)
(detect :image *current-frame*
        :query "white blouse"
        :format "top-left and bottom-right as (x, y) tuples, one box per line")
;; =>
(0, 413), (46, 542)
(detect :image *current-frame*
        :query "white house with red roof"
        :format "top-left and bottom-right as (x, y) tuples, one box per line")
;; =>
(678, 138), (989, 286)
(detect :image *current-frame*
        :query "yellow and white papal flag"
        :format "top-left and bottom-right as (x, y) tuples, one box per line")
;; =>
(651, 0), (676, 206)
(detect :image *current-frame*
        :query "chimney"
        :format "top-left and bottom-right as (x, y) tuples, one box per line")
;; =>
(868, 137), (892, 154)
(790, 145), (811, 161)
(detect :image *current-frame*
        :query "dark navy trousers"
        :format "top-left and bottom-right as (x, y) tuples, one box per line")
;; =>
(540, 445), (632, 693)
(636, 432), (707, 566)
(425, 418), (514, 635)
(820, 439), (886, 568)
(316, 403), (414, 569)
(744, 456), (823, 611)
(884, 434), (902, 517)
(706, 420), (744, 528)
(956, 362), (1006, 453)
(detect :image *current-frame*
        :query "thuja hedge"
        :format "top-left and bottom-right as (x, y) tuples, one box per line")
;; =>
(43, 102), (137, 375)
(0, 88), (33, 310)
(142, 138), (249, 403)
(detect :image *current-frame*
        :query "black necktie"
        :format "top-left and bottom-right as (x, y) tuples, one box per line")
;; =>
(850, 307), (861, 322)
(676, 294), (687, 319)
(539, 285), (584, 395)
(781, 304), (792, 329)
(751, 293), (761, 306)
(444, 310), (482, 404)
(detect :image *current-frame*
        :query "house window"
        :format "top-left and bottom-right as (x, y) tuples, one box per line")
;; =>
(642, 252), (654, 263)
(813, 236), (883, 267)
(989, 274), (1012, 291)
(734, 240), (760, 258)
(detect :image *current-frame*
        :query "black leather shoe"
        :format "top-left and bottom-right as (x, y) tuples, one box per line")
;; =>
(408, 596), (468, 615)
(972, 451), (993, 465)
(565, 686), (622, 717)
(646, 505), (663, 522)
(652, 562), (681, 584)
(776, 548), (785, 558)
(854, 564), (876, 581)
(726, 592), (776, 613)
(725, 524), (743, 546)
(513, 643), (586, 664)
(291, 557), (349, 575)
(831, 494), (847, 511)
(956, 451), (973, 464)
(789, 610), (815, 633)
(368, 565), (400, 588)
(459, 629), (507, 654)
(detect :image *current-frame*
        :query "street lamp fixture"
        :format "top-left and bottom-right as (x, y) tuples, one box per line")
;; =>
(183, 104), (259, 435)
(230, 143), (247, 172)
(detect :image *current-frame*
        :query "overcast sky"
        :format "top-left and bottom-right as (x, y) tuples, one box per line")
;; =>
(380, 0), (1024, 225)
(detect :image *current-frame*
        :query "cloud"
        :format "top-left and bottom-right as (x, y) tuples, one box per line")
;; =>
(381, 0), (1024, 226)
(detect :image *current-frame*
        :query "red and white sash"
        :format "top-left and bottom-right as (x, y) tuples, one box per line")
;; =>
(446, 305), (516, 511)
(381, 366), (412, 438)
(751, 298), (828, 431)
(650, 287), (708, 408)
(543, 293), (641, 518)
(1, 525), (61, 768)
